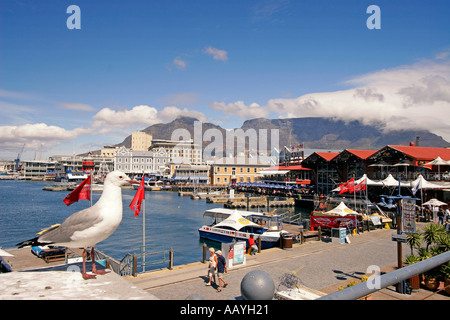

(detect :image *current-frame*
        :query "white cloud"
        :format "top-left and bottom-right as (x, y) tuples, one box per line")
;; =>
(0, 123), (87, 152)
(210, 56), (450, 141)
(91, 104), (207, 132)
(210, 100), (269, 120)
(204, 46), (228, 61)
(58, 102), (95, 111)
(92, 105), (160, 131)
(173, 57), (187, 70)
(158, 106), (208, 123)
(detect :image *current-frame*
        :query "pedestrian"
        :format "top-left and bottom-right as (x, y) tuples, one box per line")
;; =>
(206, 247), (217, 286)
(438, 208), (444, 225)
(248, 234), (258, 255)
(215, 250), (228, 292)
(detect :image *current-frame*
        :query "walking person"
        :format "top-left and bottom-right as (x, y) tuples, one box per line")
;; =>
(206, 247), (217, 286)
(438, 208), (445, 225)
(248, 234), (258, 255)
(215, 250), (228, 293)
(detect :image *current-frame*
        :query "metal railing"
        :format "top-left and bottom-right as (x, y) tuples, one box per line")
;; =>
(318, 250), (450, 300)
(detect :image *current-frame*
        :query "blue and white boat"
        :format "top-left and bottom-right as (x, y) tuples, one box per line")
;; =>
(198, 208), (288, 249)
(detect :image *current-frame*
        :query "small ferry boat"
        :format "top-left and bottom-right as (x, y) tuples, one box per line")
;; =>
(133, 178), (167, 191)
(43, 170), (89, 191)
(198, 208), (289, 249)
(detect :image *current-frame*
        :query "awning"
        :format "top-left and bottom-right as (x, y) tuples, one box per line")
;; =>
(259, 170), (289, 175)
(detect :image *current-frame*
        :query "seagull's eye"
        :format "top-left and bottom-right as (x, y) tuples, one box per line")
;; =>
(119, 176), (123, 179)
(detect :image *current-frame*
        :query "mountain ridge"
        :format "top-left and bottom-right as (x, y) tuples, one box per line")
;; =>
(118, 116), (450, 151)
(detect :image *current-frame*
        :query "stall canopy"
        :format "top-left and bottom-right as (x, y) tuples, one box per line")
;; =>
(324, 202), (361, 216)
(356, 174), (383, 186)
(381, 174), (410, 187)
(410, 175), (448, 190)
(213, 210), (260, 230)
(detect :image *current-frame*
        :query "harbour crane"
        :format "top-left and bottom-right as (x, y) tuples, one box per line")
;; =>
(14, 144), (25, 172)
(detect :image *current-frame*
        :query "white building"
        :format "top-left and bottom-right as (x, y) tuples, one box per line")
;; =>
(114, 146), (170, 176)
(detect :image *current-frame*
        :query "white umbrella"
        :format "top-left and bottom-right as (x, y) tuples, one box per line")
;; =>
(423, 198), (446, 207)
(424, 156), (449, 166)
(424, 157), (449, 180)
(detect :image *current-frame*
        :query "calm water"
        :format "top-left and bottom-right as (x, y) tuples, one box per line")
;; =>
(0, 180), (308, 270)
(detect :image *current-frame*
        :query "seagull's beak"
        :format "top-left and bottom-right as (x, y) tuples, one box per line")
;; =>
(127, 179), (140, 184)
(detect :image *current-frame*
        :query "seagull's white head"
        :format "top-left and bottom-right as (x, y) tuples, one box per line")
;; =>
(105, 171), (139, 187)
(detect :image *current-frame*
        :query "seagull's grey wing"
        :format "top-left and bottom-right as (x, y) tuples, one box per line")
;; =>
(39, 206), (103, 244)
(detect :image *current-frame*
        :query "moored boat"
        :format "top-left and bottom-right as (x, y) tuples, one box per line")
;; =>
(198, 208), (289, 249)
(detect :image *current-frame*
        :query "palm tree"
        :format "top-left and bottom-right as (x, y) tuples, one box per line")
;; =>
(406, 233), (422, 255)
(422, 223), (445, 250)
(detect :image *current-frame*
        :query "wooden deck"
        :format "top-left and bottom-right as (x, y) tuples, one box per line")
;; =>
(3, 247), (84, 272)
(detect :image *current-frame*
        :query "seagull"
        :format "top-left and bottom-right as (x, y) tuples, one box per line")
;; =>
(16, 171), (139, 280)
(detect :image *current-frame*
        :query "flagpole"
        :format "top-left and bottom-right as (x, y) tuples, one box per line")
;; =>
(90, 171), (93, 207)
(353, 174), (356, 211)
(142, 198), (146, 273)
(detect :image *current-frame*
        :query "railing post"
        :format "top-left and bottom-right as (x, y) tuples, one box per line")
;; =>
(318, 227), (322, 241)
(132, 254), (137, 277)
(202, 243), (207, 263)
(169, 248), (174, 270)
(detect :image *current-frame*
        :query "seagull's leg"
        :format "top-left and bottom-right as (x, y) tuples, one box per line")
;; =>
(91, 247), (110, 275)
(82, 248), (96, 280)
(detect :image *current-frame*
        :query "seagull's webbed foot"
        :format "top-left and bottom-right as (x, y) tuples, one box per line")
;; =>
(90, 247), (110, 276)
(92, 269), (110, 275)
(82, 272), (97, 280)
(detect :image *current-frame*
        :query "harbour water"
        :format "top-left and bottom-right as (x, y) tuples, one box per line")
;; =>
(0, 180), (309, 271)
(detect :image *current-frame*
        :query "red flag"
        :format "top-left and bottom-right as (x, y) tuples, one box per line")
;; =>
(129, 176), (145, 217)
(338, 177), (355, 194)
(354, 178), (367, 192)
(63, 175), (91, 206)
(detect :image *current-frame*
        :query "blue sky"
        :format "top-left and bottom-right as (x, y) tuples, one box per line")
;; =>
(1, 0), (449, 160)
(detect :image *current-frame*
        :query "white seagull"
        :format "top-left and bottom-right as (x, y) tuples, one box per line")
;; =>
(16, 171), (139, 280)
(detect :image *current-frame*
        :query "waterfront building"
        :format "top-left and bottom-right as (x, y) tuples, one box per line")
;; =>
(20, 160), (58, 180)
(210, 158), (271, 185)
(114, 146), (170, 176)
(49, 154), (115, 176)
(300, 144), (450, 195)
(0, 160), (16, 173)
(101, 146), (120, 158)
(259, 164), (312, 186)
(172, 164), (211, 184)
(331, 149), (377, 181)
(131, 131), (153, 151)
(367, 145), (450, 181)
(301, 152), (340, 195)
(151, 139), (202, 164)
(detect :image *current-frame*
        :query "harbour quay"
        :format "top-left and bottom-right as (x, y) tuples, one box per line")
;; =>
(126, 227), (449, 300)
(1, 227), (449, 300)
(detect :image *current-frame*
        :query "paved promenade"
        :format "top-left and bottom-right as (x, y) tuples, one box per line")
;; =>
(126, 228), (450, 300)
(1, 228), (448, 300)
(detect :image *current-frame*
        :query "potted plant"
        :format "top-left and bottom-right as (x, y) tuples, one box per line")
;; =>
(422, 223), (445, 250)
(440, 262), (450, 295)
(423, 267), (441, 291)
(404, 254), (421, 291)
